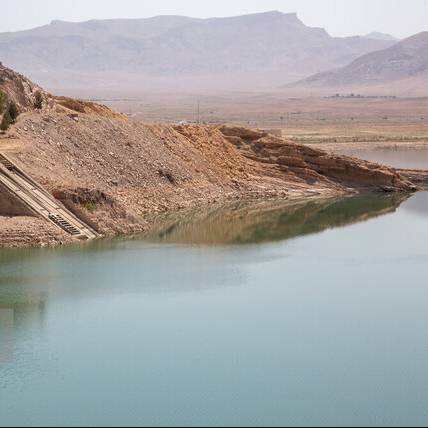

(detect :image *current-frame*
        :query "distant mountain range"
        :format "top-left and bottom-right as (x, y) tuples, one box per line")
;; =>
(0, 11), (396, 93)
(294, 32), (428, 96)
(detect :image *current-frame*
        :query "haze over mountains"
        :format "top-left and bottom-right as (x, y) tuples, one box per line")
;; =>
(363, 32), (399, 42)
(0, 11), (397, 94)
(297, 31), (428, 96)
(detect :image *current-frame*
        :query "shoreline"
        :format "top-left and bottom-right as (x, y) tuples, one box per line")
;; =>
(0, 189), (407, 250)
(308, 141), (428, 152)
(0, 190), (348, 249)
(0, 188), (418, 250)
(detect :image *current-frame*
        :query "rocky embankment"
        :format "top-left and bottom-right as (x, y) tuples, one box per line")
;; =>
(218, 126), (415, 192)
(0, 64), (423, 248)
(0, 112), (417, 245)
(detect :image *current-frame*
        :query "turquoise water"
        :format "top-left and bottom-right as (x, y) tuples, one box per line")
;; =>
(1, 193), (428, 426)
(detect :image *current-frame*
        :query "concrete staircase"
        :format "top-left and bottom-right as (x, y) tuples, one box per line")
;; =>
(0, 153), (98, 240)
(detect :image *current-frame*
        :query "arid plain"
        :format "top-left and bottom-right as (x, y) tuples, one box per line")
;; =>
(103, 93), (428, 144)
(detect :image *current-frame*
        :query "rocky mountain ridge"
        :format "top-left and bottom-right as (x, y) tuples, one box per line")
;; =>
(0, 12), (395, 92)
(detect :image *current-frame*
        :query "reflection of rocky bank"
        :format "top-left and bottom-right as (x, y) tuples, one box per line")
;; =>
(145, 193), (410, 246)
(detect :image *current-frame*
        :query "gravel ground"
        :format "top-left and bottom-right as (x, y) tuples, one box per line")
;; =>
(0, 216), (74, 248)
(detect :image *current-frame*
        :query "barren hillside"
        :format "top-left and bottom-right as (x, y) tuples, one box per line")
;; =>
(293, 32), (428, 95)
(3, 114), (415, 236)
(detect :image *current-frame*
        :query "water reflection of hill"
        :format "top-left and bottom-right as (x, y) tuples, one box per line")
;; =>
(145, 194), (409, 246)
(0, 193), (410, 338)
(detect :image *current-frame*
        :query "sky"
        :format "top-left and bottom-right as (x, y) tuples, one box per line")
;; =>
(2, 0), (428, 38)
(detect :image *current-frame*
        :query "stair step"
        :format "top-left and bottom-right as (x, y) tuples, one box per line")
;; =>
(48, 213), (82, 236)
(0, 157), (15, 170)
(0, 152), (98, 240)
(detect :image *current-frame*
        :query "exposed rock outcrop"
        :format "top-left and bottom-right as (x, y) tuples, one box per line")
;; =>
(218, 125), (416, 192)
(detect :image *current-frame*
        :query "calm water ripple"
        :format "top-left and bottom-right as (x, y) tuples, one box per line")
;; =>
(1, 192), (428, 426)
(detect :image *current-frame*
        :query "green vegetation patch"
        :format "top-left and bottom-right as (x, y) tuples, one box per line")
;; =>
(0, 90), (7, 113)
(0, 96), (20, 132)
(34, 91), (43, 110)
(0, 110), (12, 132)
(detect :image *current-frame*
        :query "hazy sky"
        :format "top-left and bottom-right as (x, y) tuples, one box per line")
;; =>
(2, 0), (428, 38)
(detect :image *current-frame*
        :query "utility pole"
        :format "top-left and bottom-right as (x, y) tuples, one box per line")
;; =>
(197, 100), (201, 124)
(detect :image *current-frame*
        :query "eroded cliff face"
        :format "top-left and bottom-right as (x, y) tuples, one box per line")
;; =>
(218, 126), (416, 193)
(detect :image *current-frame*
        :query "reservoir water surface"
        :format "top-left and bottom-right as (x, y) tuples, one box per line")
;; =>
(1, 192), (428, 426)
